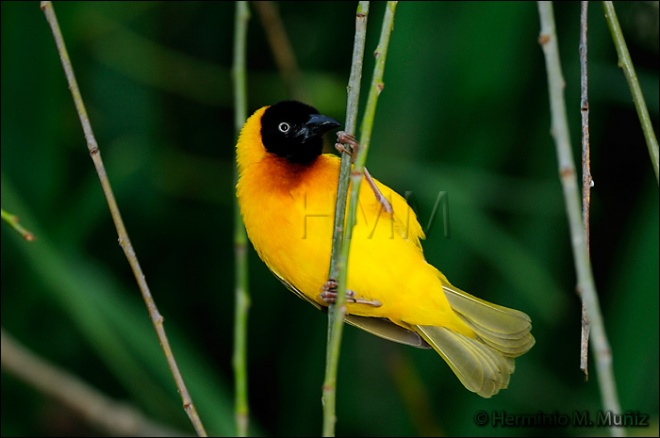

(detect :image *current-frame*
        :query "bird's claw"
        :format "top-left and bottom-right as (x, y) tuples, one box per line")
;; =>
(334, 132), (393, 214)
(335, 131), (359, 156)
(320, 279), (382, 307)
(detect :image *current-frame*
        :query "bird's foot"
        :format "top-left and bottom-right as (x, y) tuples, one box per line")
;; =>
(320, 279), (382, 307)
(334, 133), (393, 214)
(335, 131), (358, 156)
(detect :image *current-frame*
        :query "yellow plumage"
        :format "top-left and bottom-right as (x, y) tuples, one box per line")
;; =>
(236, 102), (534, 397)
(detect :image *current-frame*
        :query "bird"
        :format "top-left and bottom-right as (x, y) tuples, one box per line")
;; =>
(235, 100), (534, 398)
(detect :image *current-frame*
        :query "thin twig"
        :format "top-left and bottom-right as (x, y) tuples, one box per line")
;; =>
(602, 1), (659, 185)
(579, 0), (591, 381)
(40, 3), (207, 436)
(350, 2), (398, 173)
(252, 1), (310, 102)
(1, 328), (189, 437)
(323, 2), (398, 435)
(537, 3), (623, 437)
(323, 2), (369, 436)
(1, 209), (35, 241)
(232, 2), (251, 437)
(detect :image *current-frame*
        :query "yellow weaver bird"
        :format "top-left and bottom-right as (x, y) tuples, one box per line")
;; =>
(236, 100), (534, 397)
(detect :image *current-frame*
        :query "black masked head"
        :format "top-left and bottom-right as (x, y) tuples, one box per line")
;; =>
(261, 100), (341, 164)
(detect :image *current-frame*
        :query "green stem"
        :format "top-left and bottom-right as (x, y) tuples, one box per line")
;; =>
(537, 3), (623, 437)
(322, 2), (369, 436)
(344, 0), (398, 251)
(602, 1), (659, 185)
(323, 2), (398, 436)
(232, 2), (251, 437)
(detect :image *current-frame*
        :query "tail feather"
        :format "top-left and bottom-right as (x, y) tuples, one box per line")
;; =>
(413, 280), (534, 398)
(442, 283), (535, 357)
(415, 325), (514, 398)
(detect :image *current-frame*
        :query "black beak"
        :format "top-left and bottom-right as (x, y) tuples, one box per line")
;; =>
(295, 114), (341, 141)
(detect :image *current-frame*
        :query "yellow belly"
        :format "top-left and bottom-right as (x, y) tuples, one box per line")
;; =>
(237, 153), (471, 335)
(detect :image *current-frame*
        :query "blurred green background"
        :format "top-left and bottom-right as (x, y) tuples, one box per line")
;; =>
(2, 1), (658, 436)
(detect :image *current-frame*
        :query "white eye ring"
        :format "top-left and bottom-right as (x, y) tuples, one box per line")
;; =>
(278, 122), (290, 133)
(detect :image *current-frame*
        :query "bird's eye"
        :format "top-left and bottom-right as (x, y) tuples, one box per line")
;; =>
(278, 122), (290, 133)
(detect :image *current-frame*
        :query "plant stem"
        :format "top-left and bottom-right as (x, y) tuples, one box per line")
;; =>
(579, 0), (591, 380)
(40, 2), (207, 436)
(232, 2), (251, 437)
(1, 209), (35, 241)
(602, 1), (659, 185)
(322, 2), (369, 437)
(1, 329), (186, 436)
(323, 2), (398, 436)
(537, 3), (623, 437)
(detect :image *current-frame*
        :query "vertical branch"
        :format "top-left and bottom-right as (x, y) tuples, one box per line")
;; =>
(579, 0), (591, 380)
(323, 1), (398, 435)
(602, 1), (659, 184)
(342, 0), (399, 249)
(40, 2), (208, 436)
(537, 3), (623, 437)
(322, 3), (369, 436)
(232, 2), (251, 437)
(349, 2), (398, 173)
